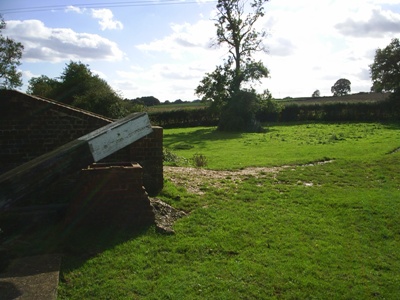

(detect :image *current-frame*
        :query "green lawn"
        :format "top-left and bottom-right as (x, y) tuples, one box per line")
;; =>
(58, 122), (400, 299)
(163, 122), (400, 169)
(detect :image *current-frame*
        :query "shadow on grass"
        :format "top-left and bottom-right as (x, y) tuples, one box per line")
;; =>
(164, 127), (279, 150)
(383, 122), (400, 130)
(0, 215), (152, 273)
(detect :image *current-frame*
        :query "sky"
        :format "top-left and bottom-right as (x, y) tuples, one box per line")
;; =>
(1, 0), (400, 102)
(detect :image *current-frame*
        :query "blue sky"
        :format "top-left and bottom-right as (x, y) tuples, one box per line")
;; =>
(1, 0), (400, 101)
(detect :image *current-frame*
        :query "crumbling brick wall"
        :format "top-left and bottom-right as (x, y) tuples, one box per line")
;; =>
(65, 163), (155, 228)
(0, 90), (163, 196)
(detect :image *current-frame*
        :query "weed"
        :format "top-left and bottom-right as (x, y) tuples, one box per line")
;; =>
(192, 153), (208, 168)
(163, 148), (189, 166)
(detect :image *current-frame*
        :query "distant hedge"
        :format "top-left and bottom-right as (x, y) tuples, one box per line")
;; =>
(271, 100), (399, 123)
(149, 108), (219, 128)
(149, 98), (399, 128)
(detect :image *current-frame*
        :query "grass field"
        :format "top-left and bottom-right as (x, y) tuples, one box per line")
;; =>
(147, 101), (208, 112)
(275, 92), (391, 105)
(58, 122), (400, 299)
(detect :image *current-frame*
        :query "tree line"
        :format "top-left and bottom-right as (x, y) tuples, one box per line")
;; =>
(148, 97), (399, 128)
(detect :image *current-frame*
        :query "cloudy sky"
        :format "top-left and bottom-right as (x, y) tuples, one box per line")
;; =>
(1, 0), (400, 101)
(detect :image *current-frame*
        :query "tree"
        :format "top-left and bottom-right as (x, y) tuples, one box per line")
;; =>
(27, 61), (127, 119)
(196, 0), (270, 132)
(27, 75), (60, 98)
(214, 0), (269, 93)
(56, 61), (96, 104)
(72, 77), (127, 119)
(331, 78), (351, 96)
(0, 15), (24, 89)
(370, 38), (400, 93)
(312, 89), (320, 98)
(195, 63), (233, 113)
(132, 96), (160, 106)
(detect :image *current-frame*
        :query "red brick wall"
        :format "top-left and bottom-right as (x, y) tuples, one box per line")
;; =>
(65, 163), (155, 228)
(0, 90), (163, 196)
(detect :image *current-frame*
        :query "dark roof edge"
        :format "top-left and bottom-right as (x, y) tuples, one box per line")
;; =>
(2, 89), (114, 123)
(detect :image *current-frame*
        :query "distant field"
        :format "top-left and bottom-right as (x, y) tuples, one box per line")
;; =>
(147, 101), (208, 112)
(146, 93), (391, 113)
(277, 92), (391, 105)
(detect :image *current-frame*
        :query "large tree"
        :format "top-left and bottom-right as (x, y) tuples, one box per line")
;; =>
(56, 61), (96, 105)
(331, 78), (351, 96)
(214, 0), (269, 93)
(0, 15), (24, 89)
(370, 38), (400, 93)
(196, 0), (270, 132)
(27, 61), (128, 119)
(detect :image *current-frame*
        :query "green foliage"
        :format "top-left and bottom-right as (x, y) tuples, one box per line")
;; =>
(72, 77), (128, 119)
(132, 96), (161, 106)
(27, 75), (60, 98)
(370, 38), (400, 93)
(276, 101), (399, 122)
(121, 98), (146, 113)
(149, 107), (219, 128)
(147, 101), (207, 113)
(55, 61), (95, 104)
(312, 89), (320, 97)
(163, 148), (189, 166)
(0, 15), (24, 89)
(27, 61), (128, 119)
(217, 89), (265, 132)
(331, 78), (351, 96)
(150, 95), (398, 128)
(192, 153), (208, 167)
(195, 63), (233, 115)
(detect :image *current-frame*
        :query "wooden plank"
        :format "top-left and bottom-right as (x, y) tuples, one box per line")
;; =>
(0, 112), (153, 210)
(82, 111), (153, 162)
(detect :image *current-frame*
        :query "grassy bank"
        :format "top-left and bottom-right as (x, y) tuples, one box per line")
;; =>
(58, 122), (400, 299)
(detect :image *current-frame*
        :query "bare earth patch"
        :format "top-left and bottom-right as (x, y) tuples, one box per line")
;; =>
(164, 160), (333, 195)
(164, 166), (283, 195)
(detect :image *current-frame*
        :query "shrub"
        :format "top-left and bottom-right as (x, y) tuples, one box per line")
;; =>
(218, 90), (264, 132)
(192, 153), (208, 168)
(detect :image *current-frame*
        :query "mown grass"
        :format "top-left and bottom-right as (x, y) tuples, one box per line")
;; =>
(163, 122), (400, 169)
(58, 122), (400, 299)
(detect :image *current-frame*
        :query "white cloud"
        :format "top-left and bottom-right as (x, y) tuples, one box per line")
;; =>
(335, 8), (400, 37)
(268, 38), (296, 57)
(5, 20), (125, 63)
(91, 9), (123, 31)
(92, 69), (108, 79)
(65, 6), (86, 14)
(136, 20), (216, 59)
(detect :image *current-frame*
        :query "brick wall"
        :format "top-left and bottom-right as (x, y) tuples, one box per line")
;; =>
(0, 90), (163, 197)
(0, 90), (110, 173)
(65, 163), (155, 228)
